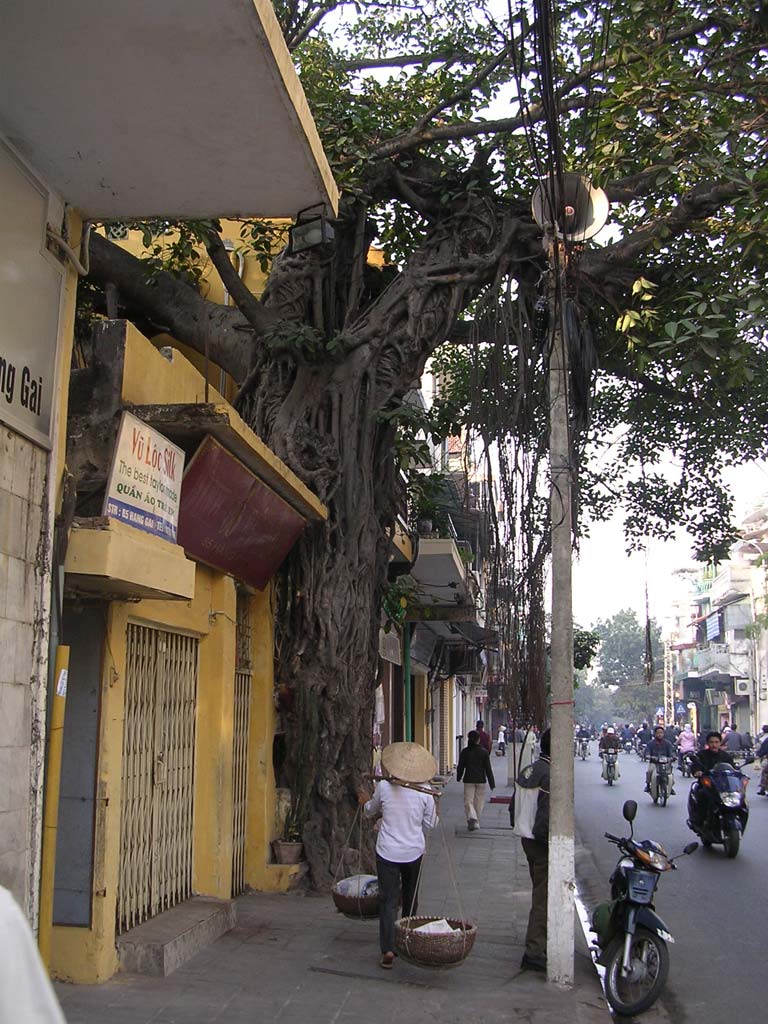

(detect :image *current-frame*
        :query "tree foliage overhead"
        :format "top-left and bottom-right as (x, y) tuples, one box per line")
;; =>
(590, 608), (664, 723)
(81, 0), (768, 881)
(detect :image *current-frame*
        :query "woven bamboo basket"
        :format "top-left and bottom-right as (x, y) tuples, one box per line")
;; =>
(331, 877), (380, 918)
(394, 915), (477, 967)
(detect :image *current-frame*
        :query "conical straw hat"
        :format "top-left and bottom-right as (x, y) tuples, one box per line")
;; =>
(381, 742), (437, 784)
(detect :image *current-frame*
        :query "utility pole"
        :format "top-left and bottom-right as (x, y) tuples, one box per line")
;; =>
(663, 640), (675, 726)
(546, 250), (575, 985)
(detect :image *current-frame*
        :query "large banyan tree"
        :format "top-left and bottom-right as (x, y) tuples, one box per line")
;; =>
(83, 1), (768, 883)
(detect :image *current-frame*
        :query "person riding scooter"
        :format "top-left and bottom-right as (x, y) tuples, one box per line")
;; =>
(645, 726), (676, 795)
(688, 732), (736, 831)
(599, 726), (621, 781)
(677, 723), (697, 772)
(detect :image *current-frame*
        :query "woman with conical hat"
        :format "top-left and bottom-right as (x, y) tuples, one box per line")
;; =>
(357, 742), (438, 969)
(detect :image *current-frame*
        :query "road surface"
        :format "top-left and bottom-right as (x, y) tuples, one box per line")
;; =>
(574, 744), (767, 1022)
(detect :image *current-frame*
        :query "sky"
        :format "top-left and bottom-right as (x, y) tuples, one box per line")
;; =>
(572, 461), (768, 629)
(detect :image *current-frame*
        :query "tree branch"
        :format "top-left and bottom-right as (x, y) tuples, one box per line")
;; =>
(411, 42), (514, 133)
(340, 50), (474, 70)
(88, 233), (259, 381)
(287, 1), (343, 50)
(367, 15), (729, 161)
(203, 228), (276, 333)
(369, 94), (594, 160)
(589, 178), (768, 269)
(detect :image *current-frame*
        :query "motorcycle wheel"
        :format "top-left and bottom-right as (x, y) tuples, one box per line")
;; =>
(608, 774), (613, 786)
(604, 927), (670, 1017)
(660, 783), (667, 807)
(724, 829), (740, 859)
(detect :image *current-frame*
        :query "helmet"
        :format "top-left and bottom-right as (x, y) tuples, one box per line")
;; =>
(607, 726), (615, 734)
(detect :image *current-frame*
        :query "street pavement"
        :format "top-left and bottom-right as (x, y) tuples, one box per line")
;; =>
(574, 743), (768, 1024)
(55, 759), (610, 1024)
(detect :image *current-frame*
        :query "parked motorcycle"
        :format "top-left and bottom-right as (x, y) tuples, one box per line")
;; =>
(603, 750), (619, 786)
(591, 800), (697, 1016)
(648, 756), (674, 806)
(686, 758), (751, 858)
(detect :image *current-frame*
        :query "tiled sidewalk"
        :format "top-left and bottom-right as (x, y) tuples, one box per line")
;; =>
(55, 767), (609, 1024)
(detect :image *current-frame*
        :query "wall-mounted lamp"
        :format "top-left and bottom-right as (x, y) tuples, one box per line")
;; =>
(288, 203), (335, 254)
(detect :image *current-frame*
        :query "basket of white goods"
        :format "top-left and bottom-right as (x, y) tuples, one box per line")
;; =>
(331, 874), (380, 918)
(394, 916), (477, 968)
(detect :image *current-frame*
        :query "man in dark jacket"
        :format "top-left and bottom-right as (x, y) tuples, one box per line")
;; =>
(476, 719), (492, 753)
(514, 728), (550, 972)
(689, 731), (738, 829)
(644, 725), (676, 794)
(456, 730), (495, 830)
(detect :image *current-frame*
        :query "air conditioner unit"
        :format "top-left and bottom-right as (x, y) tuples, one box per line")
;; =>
(734, 679), (751, 696)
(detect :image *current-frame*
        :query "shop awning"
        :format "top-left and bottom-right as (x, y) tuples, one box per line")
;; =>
(177, 435), (306, 590)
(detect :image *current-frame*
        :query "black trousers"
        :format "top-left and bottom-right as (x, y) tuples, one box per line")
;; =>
(520, 837), (548, 961)
(376, 853), (422, 954)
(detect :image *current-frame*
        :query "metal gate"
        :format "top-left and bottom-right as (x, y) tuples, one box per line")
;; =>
(118, 624), (198, 933)
(439, 680), (452, 775)
(231, 592), (252, 896)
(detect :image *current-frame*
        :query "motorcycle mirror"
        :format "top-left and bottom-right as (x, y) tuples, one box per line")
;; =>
(683, 842), (698, 855)
(622, 800), (637, 823)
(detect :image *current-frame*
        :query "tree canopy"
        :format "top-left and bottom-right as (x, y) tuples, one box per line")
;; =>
(590, 607), (664, 722)
(81, 0), (768, 879)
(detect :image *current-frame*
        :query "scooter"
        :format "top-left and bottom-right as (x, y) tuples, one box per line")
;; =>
(591, 800), (697, 1016)
(648, 756), (674, 806)
(578, 737), (589, 760)
(603, 750), (619, 785)
(686, 757), (751, 858)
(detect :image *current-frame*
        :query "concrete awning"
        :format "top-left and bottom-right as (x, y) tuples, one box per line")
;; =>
(409, 538), (471, 606)
(0, 0), (338, 218)
(65, 517), (196, 601)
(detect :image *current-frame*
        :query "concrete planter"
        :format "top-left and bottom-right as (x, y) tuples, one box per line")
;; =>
(272, 839), (304, 864)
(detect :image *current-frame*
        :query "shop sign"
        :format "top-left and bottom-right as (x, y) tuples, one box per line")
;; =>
(0, 141), (63, 447)
(103, 411), (185, 542)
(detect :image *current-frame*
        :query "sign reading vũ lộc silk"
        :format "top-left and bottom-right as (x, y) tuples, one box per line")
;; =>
(103, 411), (185, 542)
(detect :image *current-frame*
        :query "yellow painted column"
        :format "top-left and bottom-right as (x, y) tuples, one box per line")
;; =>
(245, 585), (301, 890)
(39, 646), (70, 968)
(193, 574), (237, 898)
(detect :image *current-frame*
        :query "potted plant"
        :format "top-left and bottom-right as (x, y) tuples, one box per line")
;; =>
(410, 472), (448, 537)
(272, 816), (304, 864)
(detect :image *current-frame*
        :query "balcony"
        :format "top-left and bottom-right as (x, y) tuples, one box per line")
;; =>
(693, 645), (750, 678)
(409, 538), (470, 608)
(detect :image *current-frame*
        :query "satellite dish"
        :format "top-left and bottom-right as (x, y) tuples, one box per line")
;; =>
(531, 173), (609, 241)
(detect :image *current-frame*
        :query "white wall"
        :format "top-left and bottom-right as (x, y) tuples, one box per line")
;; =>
(0, 430), (49, 909)
(0, 138), (63, 918)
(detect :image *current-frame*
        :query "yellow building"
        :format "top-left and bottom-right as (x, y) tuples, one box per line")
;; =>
(0, 0), (337, 983)
(53, 322), (326, 982)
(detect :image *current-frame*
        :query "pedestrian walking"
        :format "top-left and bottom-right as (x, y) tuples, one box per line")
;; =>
(476, 719), (492, 753)
(512, 728), (551, 972)
(497, 724), (507, 756)
(456, 730), (495, 830)
(358, 742), (438, 969)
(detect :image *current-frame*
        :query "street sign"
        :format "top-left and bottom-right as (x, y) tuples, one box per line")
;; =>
(675, 702), (686, 717)
(655, 706), (664, 718)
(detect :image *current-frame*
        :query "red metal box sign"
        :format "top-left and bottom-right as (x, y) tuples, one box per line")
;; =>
(177, 435), (306, 589)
